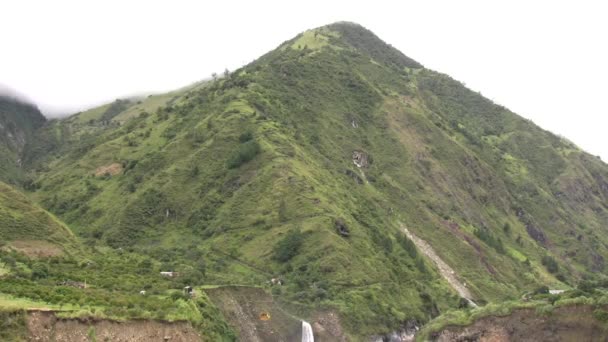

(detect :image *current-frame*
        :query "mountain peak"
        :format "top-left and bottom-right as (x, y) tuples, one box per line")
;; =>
(324, 21), (423, 69)
(281, 22), (422, 70)
(2, 17), (608, 341)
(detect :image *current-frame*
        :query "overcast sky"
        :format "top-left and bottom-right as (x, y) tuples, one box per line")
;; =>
(1, 0), (606, 160)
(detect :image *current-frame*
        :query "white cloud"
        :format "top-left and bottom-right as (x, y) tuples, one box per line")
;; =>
(1, 0), (606, 159)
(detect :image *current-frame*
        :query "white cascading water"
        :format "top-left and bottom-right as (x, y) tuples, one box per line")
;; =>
(302, 321), (314, 342)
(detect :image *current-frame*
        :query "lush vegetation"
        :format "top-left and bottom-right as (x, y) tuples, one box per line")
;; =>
(0, 21), (607, 339)
(0, 181), (80, 255)
(0, 246), (236, 340)
(273, 228), (305, 262)
(0, 310), (27, 342)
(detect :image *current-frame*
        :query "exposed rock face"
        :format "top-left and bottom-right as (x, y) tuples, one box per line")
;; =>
(524, 223), (547, 245)
(335, 219), (350, 237)
(0, 96), (46, 182)
(0, 96), (45, 155)
(430, 305), (608, 342)
(204, 286), (301, 342)
(370, 319), (419, 342)
(26, 311), (201, 342)
(516, 209), (547, 245)
(311, 311), (348, 342)
(352, 150), (370, 168)
(590, 252), (605, 272)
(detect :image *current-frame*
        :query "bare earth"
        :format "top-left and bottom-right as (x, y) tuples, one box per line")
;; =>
(433, 305), (608, 341)
(27, 311), (202, 342)
(401, 225), (476, 306)
(4, 240), (63, 258)
(94, 163), (123, 177)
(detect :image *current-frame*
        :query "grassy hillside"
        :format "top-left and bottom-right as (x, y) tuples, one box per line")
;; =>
(13, 22), (608, 338)
(0, 181), (80, 257)
(0, 180), (235, 340)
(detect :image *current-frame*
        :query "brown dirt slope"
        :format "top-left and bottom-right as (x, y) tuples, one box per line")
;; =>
(432, 305), (608, 342)
(4, 240), (63, 258)
(27, 311), (202, 342)
(94, 163), (123, 177)
(204, 286), (300, 342)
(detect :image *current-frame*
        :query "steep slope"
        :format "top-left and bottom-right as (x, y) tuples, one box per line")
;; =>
(0, 96), (45, 184)
(22, 82), (206, 172)
(428, 304), (608, 342)
(0, 181), (80, 257)
(21, 22), (608, 338)
(0, 181), (236, 341)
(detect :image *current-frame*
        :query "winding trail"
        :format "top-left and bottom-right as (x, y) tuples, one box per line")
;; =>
(401, 225), (477, 307)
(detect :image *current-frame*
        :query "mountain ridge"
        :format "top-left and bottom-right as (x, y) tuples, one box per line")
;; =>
(0, 22), (607, 340)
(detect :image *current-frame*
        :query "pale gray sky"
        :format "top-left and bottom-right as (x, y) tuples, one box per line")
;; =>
(1, 0), (606, 160)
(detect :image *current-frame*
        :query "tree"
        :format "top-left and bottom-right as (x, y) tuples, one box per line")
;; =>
(273, 229), (304, 262)
(542, 255), (559, 274)
(226, 140), (261, 169)
(31, 263), (49, 279)
(534, 285), (549, 294)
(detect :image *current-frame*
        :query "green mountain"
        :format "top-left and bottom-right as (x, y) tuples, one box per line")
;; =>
(0, 96), (45, 184)
(1, 22), (607, 340)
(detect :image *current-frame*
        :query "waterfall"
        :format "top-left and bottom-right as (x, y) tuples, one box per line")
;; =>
(302, 321), (314, 342)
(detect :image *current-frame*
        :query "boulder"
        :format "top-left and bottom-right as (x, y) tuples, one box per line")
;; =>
(352, 151), (370, 168)
(335, 219), (350, 237)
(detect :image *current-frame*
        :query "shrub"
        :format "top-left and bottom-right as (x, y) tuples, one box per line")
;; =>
(396, 234), (417, 259)
(594, 309), (608, 322)
(227, 140), (261, 168)
(542, 255), (559, 274)
(535, 304), (554, 316)
(273, 229), (304, 262)
(474, 228), (505, 254)
(31, 263), (49, 279)
(415, 257), (427, 273)
(238, 131), (253, 143)
(533, 285), (549, 295)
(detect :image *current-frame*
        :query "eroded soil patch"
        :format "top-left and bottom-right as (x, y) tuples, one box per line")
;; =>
(27, 311), (201, 342)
